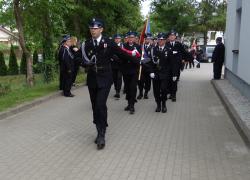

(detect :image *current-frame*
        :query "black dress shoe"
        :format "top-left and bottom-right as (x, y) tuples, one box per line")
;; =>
(124, 105), (130, 111)
(129, 107), (135, 114)
(144, 94), (148, 99)
(161, 101), (167, 113)
(155, 106), (161, 112)
(137, 94), (143, 100)
(171, 97), (176, 102)
(155, 102), (161, 112)
(96, 137), (105, 150)
(114, 93), (120, 98)
(161, 106), (167, 113)
(96, 128), (106, 150)
(64, 94), (75, 97)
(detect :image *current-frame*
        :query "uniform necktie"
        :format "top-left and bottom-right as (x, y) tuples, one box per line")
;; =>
(94, 39), (98, 47)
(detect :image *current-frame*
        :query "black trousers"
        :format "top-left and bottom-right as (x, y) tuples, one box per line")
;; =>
(153, 77), (169, 103)
(123, 73), (138, 107)
(138, 71), (151, 95)
(88, 86), (111, 129)
(112, 68), (122, 93)
(62, 72), (72, 96)
(168, 72), (178, 97)
(170, 80), (178, 96)
(213, 62), (223, 79)
(59, 68), (63, 90)
(72, 63), (80, 84)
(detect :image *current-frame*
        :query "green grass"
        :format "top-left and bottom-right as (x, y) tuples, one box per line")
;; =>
(0, 69), (86, 112)
(0, 43), (9, 51)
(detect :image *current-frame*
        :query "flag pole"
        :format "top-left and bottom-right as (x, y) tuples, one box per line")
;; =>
(138, 17), (149, 81)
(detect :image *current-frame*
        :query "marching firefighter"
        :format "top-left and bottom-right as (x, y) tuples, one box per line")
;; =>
(149, 33), (174, 113)
(121, 31), (142, 114)
(80, 18), (139, 150)
(137, 33), (153, 100)
(166, 30), (186, 102)
(111, 34), (123, 99)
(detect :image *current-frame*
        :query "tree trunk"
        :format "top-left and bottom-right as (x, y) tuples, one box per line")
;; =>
(13, 0), (34, 87)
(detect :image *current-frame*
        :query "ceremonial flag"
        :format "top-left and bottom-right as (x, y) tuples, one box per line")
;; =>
(139, 17), (150, 45)
(138, 17), (150, 80)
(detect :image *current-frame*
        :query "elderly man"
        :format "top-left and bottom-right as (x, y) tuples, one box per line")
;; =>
(58, 35), (74, 97)
(212, 37), (225, 79)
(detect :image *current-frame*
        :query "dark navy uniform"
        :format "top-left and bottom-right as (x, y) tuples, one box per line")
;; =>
(212, 37), (225, 79)
(137, 33), (153, 100)
(111, 34), (123, 98)
(58, 35), (74, 97)
(70, 45), (81, 85)
(149, 33), (173, 113)
(166, 31), (186, 102)
(80, 19), (138, 149)
(121, 31), (141, 114)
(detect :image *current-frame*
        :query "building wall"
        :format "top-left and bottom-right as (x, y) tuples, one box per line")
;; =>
(225, 0), (250, 100)
(0, 30), (10, 42)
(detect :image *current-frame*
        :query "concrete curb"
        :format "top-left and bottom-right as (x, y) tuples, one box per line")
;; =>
(0, 84), (85, 120)
(211, 80), (250, 146)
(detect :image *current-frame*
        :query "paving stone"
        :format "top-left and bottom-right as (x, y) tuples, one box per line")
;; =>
(0, 64), (250, 180)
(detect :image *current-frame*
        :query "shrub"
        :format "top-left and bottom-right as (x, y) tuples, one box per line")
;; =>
(0, 83), (11, 96)
(0, 51), (8, 75)
(20, 52), (27, 74)
(8, 44), (19, 75)
(33, 50), (41, 73)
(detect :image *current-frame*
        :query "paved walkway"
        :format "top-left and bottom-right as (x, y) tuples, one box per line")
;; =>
(0, 64), (250, 180)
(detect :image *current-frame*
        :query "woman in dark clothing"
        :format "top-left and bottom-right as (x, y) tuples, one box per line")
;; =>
(70, 36), (81, 86)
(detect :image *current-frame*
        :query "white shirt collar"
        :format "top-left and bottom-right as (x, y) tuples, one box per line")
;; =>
(93, 35), (102, 45)
(159, 45), (164, 50)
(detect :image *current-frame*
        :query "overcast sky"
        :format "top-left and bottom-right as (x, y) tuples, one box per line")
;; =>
(140, 0), (151, 17)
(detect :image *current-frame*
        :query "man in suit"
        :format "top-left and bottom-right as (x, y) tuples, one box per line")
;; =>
(80, 18), (139, 150)
(137, 33), (153, 100)
(166, 30), (186, 102)
(212, 37), (225, 79)
(121, 31), (142, 114)
(148, 33), (173, 113)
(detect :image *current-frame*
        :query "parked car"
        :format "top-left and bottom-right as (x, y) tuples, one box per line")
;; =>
(204, 45), (215, 62)
(197, 45), (215, 62)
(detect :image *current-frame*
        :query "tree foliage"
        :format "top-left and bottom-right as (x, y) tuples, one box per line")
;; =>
(0, 0), (143, 83)
(1, 0), (143, 49)
(151, 0), (226, 36)
(151, 0), (197, 34)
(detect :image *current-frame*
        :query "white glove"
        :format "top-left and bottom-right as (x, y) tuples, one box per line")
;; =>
(73, 47), (79, 52)
(150, 73), (155, 79)
(132, 49), (137, 57)
(173, 76), (177, 81)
